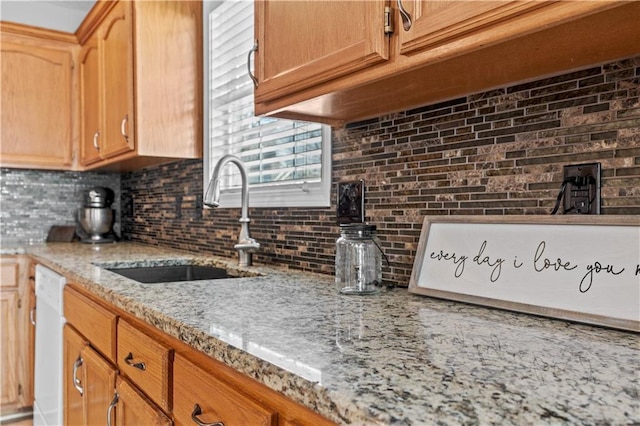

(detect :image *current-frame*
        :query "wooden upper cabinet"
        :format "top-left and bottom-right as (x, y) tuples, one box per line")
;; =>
(254, 1), (639, 126)
(76, 0), (202, 170)
(99, 0), (135, 159)
(0, 29), (75, 170)
(397, 1), (550, 55)
(79, 35), (102, 167)
(254, 0), (389, 104)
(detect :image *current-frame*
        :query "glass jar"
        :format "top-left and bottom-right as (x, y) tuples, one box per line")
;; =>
(335, 224), (382, 295)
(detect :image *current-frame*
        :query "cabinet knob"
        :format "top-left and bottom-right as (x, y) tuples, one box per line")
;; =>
(397, 0), (412, 31)
(191, 403), (224, 426)
(124, 352), (146, 371)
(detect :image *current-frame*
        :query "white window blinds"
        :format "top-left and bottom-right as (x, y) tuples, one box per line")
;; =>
(207, 0), (330, 204)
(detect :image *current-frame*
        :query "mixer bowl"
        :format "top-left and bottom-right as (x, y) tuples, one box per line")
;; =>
(78, 207), (114, 240)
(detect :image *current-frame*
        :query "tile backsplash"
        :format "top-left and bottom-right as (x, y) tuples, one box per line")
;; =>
(122, 57), (639, 286)
(3, 57), (636, 286)
(0, 168), (121, 243)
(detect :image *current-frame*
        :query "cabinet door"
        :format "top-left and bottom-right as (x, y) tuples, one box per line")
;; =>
(27, 268), (35, 405)
(114, 376), (172, 426)
(1, 256), (30, 413)
(79, 35), (102, 166)
(83, 344), (118, 425)
(0, 33), (74, 169)
(173, 354), (277, 426)
(398, 0), (548, 55)
(63, 324), (117, 425)
(99, 0), (135, 159)
(254, 0), (389, 103)
(0, 290), (19, 407)
(63, 325), (87, 426)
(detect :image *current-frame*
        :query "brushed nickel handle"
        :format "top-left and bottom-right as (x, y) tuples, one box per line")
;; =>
(120, 114), (129, 141)
(92, 130), (100, 151)
(247, 40), (258, 88)
(397, 0), (412, 31)
(30, 307), (36, 326)
(191, 404), (224, 426)
(72, 356), (84, 396)
(124, 352), (146, 371)
(107, 391), (118, 426)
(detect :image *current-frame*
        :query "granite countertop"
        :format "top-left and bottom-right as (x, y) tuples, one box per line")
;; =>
(24, 242), (639, 425)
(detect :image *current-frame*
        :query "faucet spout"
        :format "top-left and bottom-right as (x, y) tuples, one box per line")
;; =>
(204, 154), (260, 266)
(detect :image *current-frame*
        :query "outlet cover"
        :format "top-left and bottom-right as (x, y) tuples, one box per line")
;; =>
(563, 162), (601, 214)
(336, 180), (365, 224)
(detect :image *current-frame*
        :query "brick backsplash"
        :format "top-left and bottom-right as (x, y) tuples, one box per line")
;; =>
(122, 57), (640, 287)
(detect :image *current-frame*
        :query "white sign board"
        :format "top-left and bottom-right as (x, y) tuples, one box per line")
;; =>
(409, 216), (640, 332)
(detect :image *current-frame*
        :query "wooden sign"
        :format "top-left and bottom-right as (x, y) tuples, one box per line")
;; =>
(409, 216), (640, 332)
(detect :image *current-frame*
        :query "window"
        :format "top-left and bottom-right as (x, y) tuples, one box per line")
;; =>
(203, 0), (331, 208)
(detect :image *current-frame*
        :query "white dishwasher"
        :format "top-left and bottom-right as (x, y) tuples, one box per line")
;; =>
(34, 265), (66, 426)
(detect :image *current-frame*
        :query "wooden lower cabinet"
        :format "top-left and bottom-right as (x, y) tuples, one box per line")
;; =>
(63, 325), (87, 426)
(0, 290), (20, 408)
(113, 376), (171, 426)
(63, 284), (335, 426)
(173, 353), (278, 426)
(117, 319), (172, 413)
(63, 324), (118, 426)
(0, 255), (32, 415)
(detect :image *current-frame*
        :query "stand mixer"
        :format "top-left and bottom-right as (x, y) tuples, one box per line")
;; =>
(77, 187), (116, 243)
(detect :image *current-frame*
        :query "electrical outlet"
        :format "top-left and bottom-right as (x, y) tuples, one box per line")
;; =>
(336, 180), (365, 224)
(563, 163), (601, 214)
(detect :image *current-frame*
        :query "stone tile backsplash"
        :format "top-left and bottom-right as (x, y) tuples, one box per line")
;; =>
(121, 57), (639, 286)
(3, 57), (638, 287)
(0, 168), (121, 243)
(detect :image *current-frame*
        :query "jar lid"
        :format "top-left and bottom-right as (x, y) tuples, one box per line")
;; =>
(339, 223), (376, 232)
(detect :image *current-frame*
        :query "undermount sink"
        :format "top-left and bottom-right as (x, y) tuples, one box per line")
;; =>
(106, 265), (238, 284)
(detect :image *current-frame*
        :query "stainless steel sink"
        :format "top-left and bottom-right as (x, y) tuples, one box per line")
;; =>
(106, 265), (238, 283)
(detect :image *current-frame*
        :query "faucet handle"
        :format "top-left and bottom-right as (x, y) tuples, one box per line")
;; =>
(234, 239), (260, 252)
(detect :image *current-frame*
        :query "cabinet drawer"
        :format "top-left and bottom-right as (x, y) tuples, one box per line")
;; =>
(0, 257), (19, 288)
(64, 286), (116, 362)
(173, 353), (278, 426)
(117, 319), (172, 412)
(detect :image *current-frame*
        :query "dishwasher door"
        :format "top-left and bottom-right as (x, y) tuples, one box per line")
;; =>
(34, 265), (66, 426)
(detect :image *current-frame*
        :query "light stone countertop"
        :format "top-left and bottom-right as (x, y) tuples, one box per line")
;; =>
(25, 242), (639, 425)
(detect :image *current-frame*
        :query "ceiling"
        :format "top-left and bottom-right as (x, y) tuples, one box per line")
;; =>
(1, 1), (96, 33)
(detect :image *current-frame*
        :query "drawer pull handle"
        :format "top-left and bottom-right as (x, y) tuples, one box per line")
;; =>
(120, 114), (129, 141)
(397, 0), (412, 31)
(93, 130), (100, 150)
(191, 403), (224, 426)
(107, 391), (118, 426)
(72, 356), (84, 396)
(124, 352), (146, 371)
(247, 40), (258, 88)
(30, 307), (36, 326)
